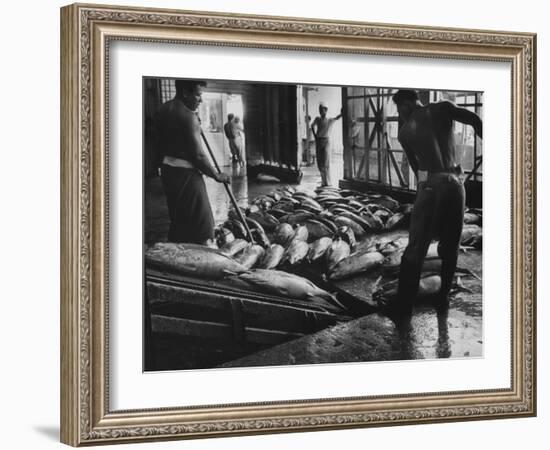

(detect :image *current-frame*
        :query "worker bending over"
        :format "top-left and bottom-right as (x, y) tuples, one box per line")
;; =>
(392, 89), (482, 313)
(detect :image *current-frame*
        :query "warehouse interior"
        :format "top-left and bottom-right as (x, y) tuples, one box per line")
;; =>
(144, 78), (483, 371)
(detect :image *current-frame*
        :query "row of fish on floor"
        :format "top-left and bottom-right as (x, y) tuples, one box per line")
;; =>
(146, 185), (482, 313)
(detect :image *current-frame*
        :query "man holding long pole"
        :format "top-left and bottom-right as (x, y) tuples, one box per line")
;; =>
(155, 79), (231, 244)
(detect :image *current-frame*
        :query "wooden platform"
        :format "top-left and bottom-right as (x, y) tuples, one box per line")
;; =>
(145, 268), (353, 371)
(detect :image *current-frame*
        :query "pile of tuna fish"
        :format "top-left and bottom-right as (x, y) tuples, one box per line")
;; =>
(146, 184), (482, 309)
(215, 185), (481, 279)
(215, 185), (414, 281)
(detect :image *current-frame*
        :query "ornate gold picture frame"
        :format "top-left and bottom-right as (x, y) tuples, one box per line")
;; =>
(60, 3), (536, 446)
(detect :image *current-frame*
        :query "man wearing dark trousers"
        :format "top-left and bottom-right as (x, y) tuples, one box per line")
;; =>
(311, 102), (342, 186)
(392, 89), (482, 314)
(155, 79), (230, 244)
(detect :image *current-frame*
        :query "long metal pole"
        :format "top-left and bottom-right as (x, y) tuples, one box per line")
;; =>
(200, 130), (255, 244)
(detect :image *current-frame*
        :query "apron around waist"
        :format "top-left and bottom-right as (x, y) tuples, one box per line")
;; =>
(418, 165), (463, 183)
(163, 156), (195, 169)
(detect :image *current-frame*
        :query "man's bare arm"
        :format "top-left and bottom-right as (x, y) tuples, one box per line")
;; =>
(334, 108), (343, 120)
(188, 119), (230, 183)
(311, 118), (318, 139)
(447, 102), (483, 138)
(401, 141), (419, 177)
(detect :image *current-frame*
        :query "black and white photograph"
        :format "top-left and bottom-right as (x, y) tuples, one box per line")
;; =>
(143, 78), (483, 371)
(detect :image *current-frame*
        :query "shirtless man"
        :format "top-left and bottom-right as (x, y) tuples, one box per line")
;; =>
(392, 89), (482, 313)
(156, 79), (230, 244)
(311, 102), (342, 186)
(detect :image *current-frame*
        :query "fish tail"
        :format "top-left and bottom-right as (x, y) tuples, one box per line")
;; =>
(329, 294), (347, 311)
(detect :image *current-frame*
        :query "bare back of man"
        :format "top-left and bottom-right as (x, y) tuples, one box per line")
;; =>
(398, 102), (458, 173)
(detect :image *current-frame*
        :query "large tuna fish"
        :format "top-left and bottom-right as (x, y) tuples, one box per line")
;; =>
(303, 219), (333, 241)
(464, 210), (482, 225)
(314, 216), (339, 234)
(273, 223), (295, 246)
(360, 210), (385, 230)
(297, 197), (323, 213)
(247, 204), (262, 215)
(329, 204), (357, 214)
(337, 210), (373, 232)
(146, 242), (247, 279)
(228, 207), (248, 222)
(307, 237), (333, 263)
(329, 251), (384, 280)
(334, 225), (356, 249)
(368, 195), (400, 212)
(269, 208), (289, 219)
(281, 212), (316, 226)
(326, 238), (351, 271)
(239, 269), (337, 303)
(383, 257), (472, 277)
(316, 194), (343, 203)
(373, 274), (442, 306)
(220, 238), (249, 257)
(252, 195), (275, 210)
(251, 228), (270, 248)
(223, 219), (247, 240)
(397, 203), (414, 215)
(364, 203), (393, 216)
(373, 209), (392, 224)
(215, 227), (235, 248)
(385, 212), (406, 230)
(382, 249), (403, 270)
(378, 236), (409, 256)
(245, 217), (266, 233)
(340, 189), (363, 197)
(282, 239), (310, 266)
(292, 190), (315, 199)
(292, 225), (309, 242)
(247, 211), (279, 231)
(334, 216), (365, 238)
(381, 241), (439, 270)
(347, 199), (366, 211)
(235, 244), (265, 269)
(257, 244), (285, 269)
(272, 201), (295, 212)
(461, 224), (482, 249)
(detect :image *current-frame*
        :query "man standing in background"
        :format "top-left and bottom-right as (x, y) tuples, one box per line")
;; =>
(223, 113), (239, 165)
(232, 115), (245, 168)
(311, 102), (342, 186)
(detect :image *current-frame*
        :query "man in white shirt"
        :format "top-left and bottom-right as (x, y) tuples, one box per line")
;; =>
(311, 101), (342, 186)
